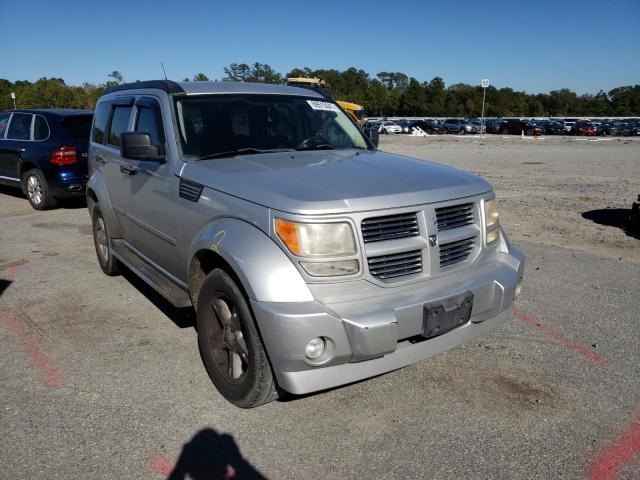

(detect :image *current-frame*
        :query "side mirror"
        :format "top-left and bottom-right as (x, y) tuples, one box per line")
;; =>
(365, 126), (379, 148)
(121, 132), (165, 162)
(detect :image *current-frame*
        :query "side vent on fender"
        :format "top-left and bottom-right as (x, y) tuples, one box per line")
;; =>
(179, 178), (203, 202)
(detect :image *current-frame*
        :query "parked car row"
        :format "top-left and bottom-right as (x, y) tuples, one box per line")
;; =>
(363, 117), (640, 137)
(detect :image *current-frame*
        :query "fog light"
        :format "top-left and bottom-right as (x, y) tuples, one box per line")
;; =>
(304, 337), (325, 360)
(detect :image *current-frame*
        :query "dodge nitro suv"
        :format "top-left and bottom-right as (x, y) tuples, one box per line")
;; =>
(87, 80), (524, 408)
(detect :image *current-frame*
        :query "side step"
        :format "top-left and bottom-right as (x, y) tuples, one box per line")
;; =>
(111, 240), (192, 308)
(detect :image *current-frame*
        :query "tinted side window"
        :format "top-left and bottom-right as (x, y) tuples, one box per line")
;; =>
(7, 113), (33, 140)
(107, 106), (132, 147)
(33, 115), (50, 140)
(0, 112), (10, 138)
(135, 103), (165, 151)
(92, 101), (111, 144)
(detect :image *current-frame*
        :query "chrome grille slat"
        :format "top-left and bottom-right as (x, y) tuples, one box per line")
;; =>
(367, 250), (422, 279)
(439, 235), (476, 267)
(361, 212), (419, 243)
(436, 203), (474, 231)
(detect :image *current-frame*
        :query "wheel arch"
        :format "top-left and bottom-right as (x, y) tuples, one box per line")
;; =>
(188, 218), (313, 305)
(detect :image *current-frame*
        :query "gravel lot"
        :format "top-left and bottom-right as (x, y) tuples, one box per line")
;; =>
(1, 135), (639, 479)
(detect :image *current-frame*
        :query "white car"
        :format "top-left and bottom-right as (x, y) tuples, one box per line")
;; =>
(379, 121), (402, 134)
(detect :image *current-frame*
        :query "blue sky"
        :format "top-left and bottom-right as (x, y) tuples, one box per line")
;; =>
(1, 0), (638, 94)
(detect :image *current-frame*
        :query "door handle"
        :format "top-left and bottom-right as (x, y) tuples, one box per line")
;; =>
(96, 156), (106, 165)
(120, 164), (137, 175)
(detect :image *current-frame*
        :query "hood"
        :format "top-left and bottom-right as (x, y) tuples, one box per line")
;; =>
(181, 149), (492, 215)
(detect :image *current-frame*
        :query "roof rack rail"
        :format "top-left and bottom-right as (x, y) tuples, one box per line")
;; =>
(103, 80), (185, 95)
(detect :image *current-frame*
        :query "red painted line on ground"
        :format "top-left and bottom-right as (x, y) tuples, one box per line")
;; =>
(149, 454), (239, 479)
(149, 455), (174, 476)
(1, 264), (21, 281)
(0, 309), (63, 389)
(514, 310), (605, 365)
(589, 411), (640, 480)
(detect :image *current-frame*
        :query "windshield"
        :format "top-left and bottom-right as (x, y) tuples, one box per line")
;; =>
(173, 94), (368, 159)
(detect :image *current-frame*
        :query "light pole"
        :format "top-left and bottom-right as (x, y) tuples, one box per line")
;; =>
(11, 92), (16, 109)
(480, 79), (489, 138)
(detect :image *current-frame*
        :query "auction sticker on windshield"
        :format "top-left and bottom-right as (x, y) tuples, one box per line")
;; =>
(307, 100), (341, 112)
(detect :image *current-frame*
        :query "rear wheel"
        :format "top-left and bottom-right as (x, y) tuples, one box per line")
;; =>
(197, 269), (278, 408)
(23, 169), (57, 210)
(91, 205), (120, 276)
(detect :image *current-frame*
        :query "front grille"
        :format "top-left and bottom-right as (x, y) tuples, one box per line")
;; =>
(439, 236), (476, 268)
(361, 212), (419, 243)
(435, 203), (474, 231)
(368, 250), (422, 279)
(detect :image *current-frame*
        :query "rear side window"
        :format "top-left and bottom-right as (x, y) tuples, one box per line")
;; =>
(7, 113), (33, 140)
(33, 115), (50, 140)
(92, 101), (111, 144)
(0, 112), (10, 138)
(135, 102), (165, 151)
(107, 106), (132, 147)
(62, 115), (92, 143)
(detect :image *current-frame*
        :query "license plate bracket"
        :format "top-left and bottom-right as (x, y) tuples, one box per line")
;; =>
(422, 291), (474, 338)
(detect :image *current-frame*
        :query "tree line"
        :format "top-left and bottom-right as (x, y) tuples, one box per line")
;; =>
(2, 65), (639, 117)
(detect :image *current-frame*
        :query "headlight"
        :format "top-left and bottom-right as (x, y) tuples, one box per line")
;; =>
(484, 198), (500, 245)
(275, 219), (356, 257)
(275, 219), (359, 277)
(485, 198), (499, 228)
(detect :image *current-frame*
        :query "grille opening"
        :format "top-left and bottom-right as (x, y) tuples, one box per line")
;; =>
(435, 203), (474, 231)
(368, 250), (422, 279)
(361, 212), (419, 243)
(439, 236), (476, 267)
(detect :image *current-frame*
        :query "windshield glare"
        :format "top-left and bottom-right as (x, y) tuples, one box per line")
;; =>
(173, 94), (369, 158)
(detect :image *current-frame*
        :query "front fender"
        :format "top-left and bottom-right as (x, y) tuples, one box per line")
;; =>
(87, 170), (122, 239)
(190, 218), (313, 303)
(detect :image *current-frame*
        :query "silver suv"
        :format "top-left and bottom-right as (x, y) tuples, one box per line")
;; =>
(88, 81), (524, 408)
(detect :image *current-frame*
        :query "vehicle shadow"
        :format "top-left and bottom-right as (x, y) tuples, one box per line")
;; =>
(582, 208), (640, 240)
(0, 185), (86, 209)
(165, 428), (267, 480)
(0, 184), (25, 199)
(119, 264), (196, 329)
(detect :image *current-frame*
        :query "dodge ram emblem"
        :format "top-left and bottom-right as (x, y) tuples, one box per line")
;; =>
(429, 234), (438, 247)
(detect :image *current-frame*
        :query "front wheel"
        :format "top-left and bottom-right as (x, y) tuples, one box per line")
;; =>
(197, 269), (278, 408)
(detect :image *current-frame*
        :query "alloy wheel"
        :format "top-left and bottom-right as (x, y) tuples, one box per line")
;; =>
(27, 174), (43, 206)
(209, 294), (249, 382)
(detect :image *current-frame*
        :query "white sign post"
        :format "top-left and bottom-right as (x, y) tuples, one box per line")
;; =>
(10, 92), (16, 109)
(480, 79), (489, 138)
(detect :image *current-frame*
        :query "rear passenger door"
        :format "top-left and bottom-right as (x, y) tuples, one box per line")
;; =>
(123, 96), (181, 277)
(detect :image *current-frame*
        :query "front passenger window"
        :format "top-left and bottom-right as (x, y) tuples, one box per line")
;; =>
(135, 104), (165, 153)
(107, 106), (132, 147)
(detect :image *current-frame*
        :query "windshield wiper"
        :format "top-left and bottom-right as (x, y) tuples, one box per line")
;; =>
(199, 148), (292, 160)
(295, 144), (336, 151)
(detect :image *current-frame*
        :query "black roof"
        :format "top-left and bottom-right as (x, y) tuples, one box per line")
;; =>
(104, 80), (185, 95)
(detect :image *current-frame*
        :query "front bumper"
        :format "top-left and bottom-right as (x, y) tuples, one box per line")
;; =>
(252, 248), (524, 395)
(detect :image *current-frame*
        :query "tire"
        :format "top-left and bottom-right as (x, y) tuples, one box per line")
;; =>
(91, 205), (120, 276)
(197, 269), (278, 408)
(23, 169), (57, 210)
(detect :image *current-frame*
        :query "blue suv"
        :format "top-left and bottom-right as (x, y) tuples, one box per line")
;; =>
(0, 109), (93, 209)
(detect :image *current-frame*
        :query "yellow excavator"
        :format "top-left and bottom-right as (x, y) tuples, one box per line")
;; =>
(286, 77), (366, 125)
